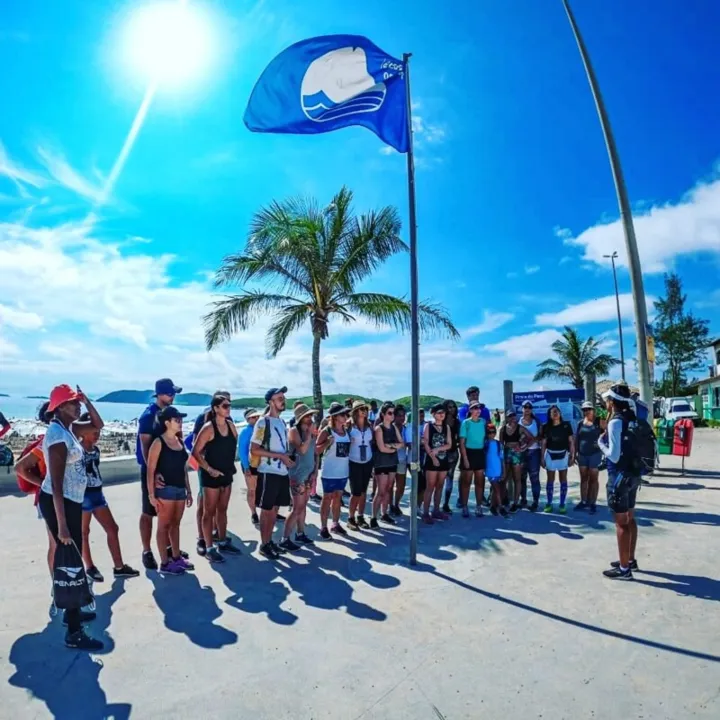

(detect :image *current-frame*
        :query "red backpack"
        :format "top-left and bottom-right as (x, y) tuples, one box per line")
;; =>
(16, 436), (44, 494)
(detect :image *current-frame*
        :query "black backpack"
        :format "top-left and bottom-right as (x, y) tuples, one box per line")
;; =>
(619, 417), (656, 476)
(52, 542), (94, 610)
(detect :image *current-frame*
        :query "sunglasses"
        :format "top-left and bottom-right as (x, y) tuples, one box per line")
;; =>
(386, 411), (395, 416)
(582, 408), (593, 412)
(219, 402), (231, 409)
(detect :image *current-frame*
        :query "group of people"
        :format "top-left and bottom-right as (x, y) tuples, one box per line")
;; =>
(17, 376), (644, 651)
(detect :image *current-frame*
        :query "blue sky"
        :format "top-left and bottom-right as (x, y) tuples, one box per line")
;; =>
(1, 0), (719, 406)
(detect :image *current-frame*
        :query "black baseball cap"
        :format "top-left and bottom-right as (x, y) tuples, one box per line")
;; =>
(154, 378), (182, 397)
(466, 385), (479, 395)
(157, 406), (187, 423)
(264, 386), (288, 403)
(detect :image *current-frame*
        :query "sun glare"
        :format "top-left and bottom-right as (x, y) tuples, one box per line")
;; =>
(121, 1), (215, 88)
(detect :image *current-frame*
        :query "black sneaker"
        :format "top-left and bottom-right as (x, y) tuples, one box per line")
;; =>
(611, 559), (638, 571)
(142, 551), (158, 571)
(295, 532), (315, 546)
(251, 512), (259, 525)
(529, 502), (539, 513)
(442, 503), (452, 514)
(509, 503), (519, 514)
(318, 527), (330, 540)
(206, 546), (225, 563)
(113, 564), (140, 578)
(603, 566), (634, 580)
(271, 540), (288, 555)
(589, 504), (597, 515)
(86, 566), (104, 583)
(63, 609), (97, 626)
(574, 501), (588, 512)
(347, 517), (359, 530)
(499, 506), (510, 519)
(357, 515), (370, 529)
(370, 517), (379, 529)
(519, 498), (528, 509)
(490, 506), (499, 516)
(65, 629), (104, 651)
(259, 542), (279, 560)
(219, 540), (242, 555)
(279, 537), (301, 552)
(381, 513), (396, 525)
(276, 513), (286, 522)
(196, 538), (207, 556)
(331, 523), (348, 536)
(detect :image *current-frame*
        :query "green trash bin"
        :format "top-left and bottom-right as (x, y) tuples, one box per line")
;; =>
(657, 418), (675, 455)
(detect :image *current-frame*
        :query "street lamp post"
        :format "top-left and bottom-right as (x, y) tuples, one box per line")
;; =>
(562, 0), (652, 404)
(604, 251), (626, 381)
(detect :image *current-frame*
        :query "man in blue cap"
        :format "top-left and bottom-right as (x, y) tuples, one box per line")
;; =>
(136, 378), (185, 570)
(251, 386), (296, 559)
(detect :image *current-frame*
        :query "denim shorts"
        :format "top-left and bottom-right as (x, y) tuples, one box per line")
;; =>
(155, 486), (187, 501)
(321, 476), (347, 494)
(578, 452), (603, 469)
(82, 487), (108, 512)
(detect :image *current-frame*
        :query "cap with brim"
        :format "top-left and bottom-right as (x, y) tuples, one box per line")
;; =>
(157, 406), (187, 423)
(468, 401), (481, 410)
(581, 401), (594, 410)
(264, 386), (288, 403)
(505, 408), (517, 417)
(466, 385), (479, 395)
(293, 403), (318, 423)
(328, 402), (349, 417)
(48, 384), (81, 413)
(522, 401), (533, 408)
(243, 408), (262, 420)
(154, 378), (182, 397)
(351, 400), (369, 413)
(602, 384), (631, 402)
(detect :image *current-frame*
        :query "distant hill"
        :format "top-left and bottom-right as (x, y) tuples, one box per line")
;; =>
(26, 395), (49, 400)
(230, 393), (451, 410)
(0, 393), (9, 398)
(97, 390), (213, 406)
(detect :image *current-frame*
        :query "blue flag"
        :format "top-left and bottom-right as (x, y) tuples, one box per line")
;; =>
(244, 35), (409, 153)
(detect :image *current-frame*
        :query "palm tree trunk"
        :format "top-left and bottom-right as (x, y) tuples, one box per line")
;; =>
(312, 331), (324, 418)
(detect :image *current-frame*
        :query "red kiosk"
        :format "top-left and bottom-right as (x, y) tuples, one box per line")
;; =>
(672, 419), (694, 475)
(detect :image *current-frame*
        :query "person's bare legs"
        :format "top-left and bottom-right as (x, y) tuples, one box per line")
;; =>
(588, 468), (600, 507)
(348, 494), (360, 520)
(372, 474), (389, 519)
(81, 511), (95, 570)
(202, 487), (220, 548)
(216, 485), (231, 541)
(459, 470), (471, 509)
(331, 491), (342, 526)
(93, 506), (123, 568)
(260, 506), (277, 545)
(285, 486), (308, 537)
(196, 493), (204, 540)
(156, 503), (172, 563)
(579, 466), (589, 504)
(394, 471), (407, 508)
(512, 465), (522, 507)
(433, 471), (447, 512)
(169, 501), (185, 559)
(423, 472), (438, 515)
(474, 470), (486, 508)
(615, 511), (632, 568)
(245, 474), (257, 517)
(628, 509), (638, 561)
(140, 513), (153, 553)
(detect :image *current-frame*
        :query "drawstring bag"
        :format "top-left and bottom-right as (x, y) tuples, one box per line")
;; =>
(52, 541), (95, 610)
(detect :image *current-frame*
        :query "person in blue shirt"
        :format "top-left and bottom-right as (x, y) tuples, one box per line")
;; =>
(238, 408), (262, 525)
(136, 378), (182, 571)
(458, 386), (492, 423)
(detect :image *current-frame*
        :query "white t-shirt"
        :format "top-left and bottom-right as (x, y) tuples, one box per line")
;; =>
(349, 425), (373, 464)
(520, 417), (540, 450)
(251, 416), (289, 476)
(41, 420), (87, 503)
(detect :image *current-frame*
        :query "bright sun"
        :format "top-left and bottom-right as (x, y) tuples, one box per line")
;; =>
(122, 1), (215, 88)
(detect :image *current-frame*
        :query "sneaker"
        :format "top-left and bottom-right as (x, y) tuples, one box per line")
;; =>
(431, 509), (445, 520)
(519, 498), (528, 509)
(251, 512), (259, 524)
(86, 566), (104, 583)
(176, 556), (195, 571)
(142, 551), (158, 571)
(499, 506), (510, 519)
(279, 537), (301, 552)
(490, 506), (499, 517)
(276, 513), (286, 522)
(370, 517), (379, 529)
(347, 517), (359, 531)
(442, 503), (452, 514)
(310, 494), (322, 503)
(529, 502), (539, 513)
(558, 504), (567, 515)
(381, 513), (396, 525)
(271, 540), (288, 555)
(219, 540), (242, 555)
(331, 523), (348, 536)
(320, 527), (331, 540)
(113, 564), (140, 578)
(475, 506), (483, 518)
(603, 566), (634, 580)
(212, 529), (219, 541)
(422, 513), (435, 525)
(391, 504), (403, 516)
(357, 516), (370, 529)
(509, 503), (519, 514)
(574, 501), (588, 512)
(62, 609), (97, 626)
(462, 506), (470, 518)
(196, 538), (207, 556)
(65, 629), (104, 651)
(206, 546), (226, 563)
(160, 560), (185, 575)
(611, 559), (639, 571)
(259, 542), (279, 560)
(295, 532), (315, 546)
(166, 546), (189, 560)
(589, 504), (597, 515)
(543, 504), (553, 513)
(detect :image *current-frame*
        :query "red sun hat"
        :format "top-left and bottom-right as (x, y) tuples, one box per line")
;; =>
(48, 384), (81, 412)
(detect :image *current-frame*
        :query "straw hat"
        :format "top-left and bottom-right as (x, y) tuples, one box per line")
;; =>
(351, 399), (369, 414)
(293, 403), (318, 424)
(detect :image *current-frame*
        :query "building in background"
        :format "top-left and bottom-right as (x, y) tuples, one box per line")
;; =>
(697, 338), (720, 421)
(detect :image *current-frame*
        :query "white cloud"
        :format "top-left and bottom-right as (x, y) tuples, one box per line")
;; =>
(0, 304), (43, 330)
(100, 318), (148, 348)
(0, 140), (47, 191)
(37, 146), (105, 203)
(0, 336), (21, 358)
(464, 311), (514, 337)
(482, 329), (563, 363)
(379, 146), (394, 156)
(559, 256), (572, 265)
(524, 265), (540, 275)
(535, 293), (655, 327)
(565, 175), (720, 272)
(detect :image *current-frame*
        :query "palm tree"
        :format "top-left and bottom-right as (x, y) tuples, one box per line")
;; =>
(204, 187), (459, 413)
(533, 326), (620, 389)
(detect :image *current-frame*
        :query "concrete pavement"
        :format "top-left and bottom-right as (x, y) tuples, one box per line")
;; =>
(1, 430), (719, 719)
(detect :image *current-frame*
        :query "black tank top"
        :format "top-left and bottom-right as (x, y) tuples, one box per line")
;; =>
(428, 423), (447, 459)
(156, 436), (188, 488)
(502, 424), (521, 444)
(447, 418), (460, 451)
(374, 424), (398, 466)
(200, 418), (237, 482)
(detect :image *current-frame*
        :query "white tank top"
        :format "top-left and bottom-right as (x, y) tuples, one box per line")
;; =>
(322, 429), (351, 479)
(349, 425), (373, 464)
(520, 417), (539, 450)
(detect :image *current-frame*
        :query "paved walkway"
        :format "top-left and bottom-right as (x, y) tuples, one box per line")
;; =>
(1, 430), (719, 719)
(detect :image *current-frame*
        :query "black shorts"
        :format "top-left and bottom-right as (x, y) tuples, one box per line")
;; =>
(257, 472), (291, 510)
(424, 456), (449, 472)
(349, 461), (373, 497)
(199, 469), (234, 490)
(140, 466), (156, 517)
(249, 466), (258, 477)
(464, 448), (486, 471)
(374, 465), (397, 476)
(606, 474), (640, 514)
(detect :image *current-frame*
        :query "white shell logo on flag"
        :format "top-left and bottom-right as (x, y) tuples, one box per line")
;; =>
(301, 47), (386, 122)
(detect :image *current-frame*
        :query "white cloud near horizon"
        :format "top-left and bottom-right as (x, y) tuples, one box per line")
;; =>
(535, 293), (656, 327)
(0, 304), (43, 330)
(564, 174), (720, 272)
(464, 310), (514, 337)
(482, 329), (563, 362)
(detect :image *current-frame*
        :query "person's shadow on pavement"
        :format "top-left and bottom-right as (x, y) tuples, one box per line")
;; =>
(8, 578), (132, 720)
(634, 570), (720, 602)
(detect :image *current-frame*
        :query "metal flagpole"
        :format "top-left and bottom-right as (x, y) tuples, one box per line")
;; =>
(403, 52), (419, 566)
(604, 251), (626, 381)
(562, 0), (652, 404)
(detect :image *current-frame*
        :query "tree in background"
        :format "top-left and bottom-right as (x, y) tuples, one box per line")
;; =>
(653, 272), (710, 397)
(204, 187), (459, 413)
(533, 326), (620, 389)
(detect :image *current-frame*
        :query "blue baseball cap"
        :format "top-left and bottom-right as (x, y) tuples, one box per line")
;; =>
(264, 386), (287, 403)
(154, 378), (182, 397)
